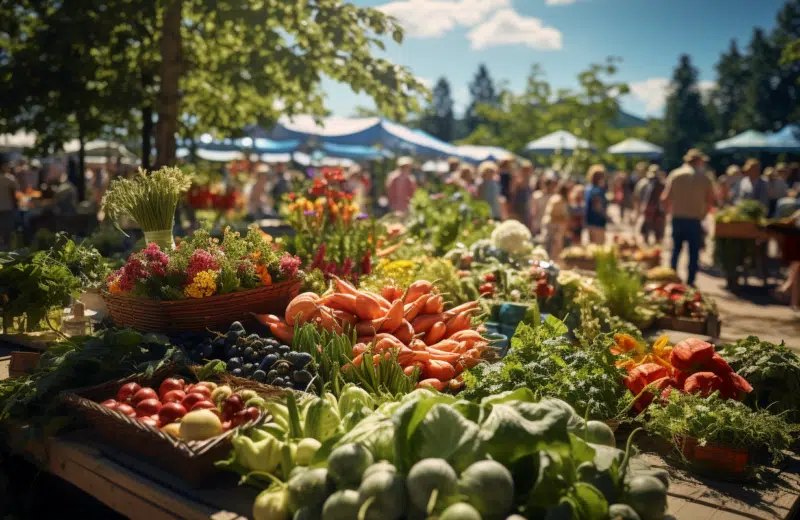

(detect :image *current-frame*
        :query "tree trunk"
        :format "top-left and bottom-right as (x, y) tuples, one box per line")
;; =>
(141, 104), (153, 170)
(155, 0), (182, 168)
(77, 122), (86, 202)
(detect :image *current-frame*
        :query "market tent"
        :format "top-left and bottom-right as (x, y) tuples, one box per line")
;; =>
(0, 131), (37, 151)
(608, 138), (663, 158)
(321, 142), (391, 161)
(382, 124), (459, 157)
(714, 130), (771, 151)
(248, 137), (301, 154)
(63, 139), (137, 159)
(765, 124), (800, 152)
(524, 130), (593, 155)
(455, 144), (515, 163)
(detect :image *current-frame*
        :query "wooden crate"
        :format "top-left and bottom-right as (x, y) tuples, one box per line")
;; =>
(715, 221), (770, 240)
(655, 315), (721, 339)
(9, 351), (41, 377)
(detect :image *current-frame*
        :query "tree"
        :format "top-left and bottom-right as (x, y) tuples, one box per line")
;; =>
(420, 78), (455, 142)
(710, 40), (748, 138)
(772, 0), (800, 122)
(739, 28), (784, 131)
(464, 65), (498, 135)
(662, 54), (713, 169)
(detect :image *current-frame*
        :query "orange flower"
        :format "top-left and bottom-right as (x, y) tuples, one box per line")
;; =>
(255, 264), (272, 286)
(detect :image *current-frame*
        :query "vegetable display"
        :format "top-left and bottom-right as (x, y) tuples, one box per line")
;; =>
(255, 278), (490, 392)
(644, 283), (717, 321)
(226, 388), (670, 520)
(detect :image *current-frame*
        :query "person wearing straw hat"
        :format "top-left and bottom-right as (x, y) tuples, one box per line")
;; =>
(386, 156), (418, 214)
(719, 165), (743, 205)
(732, 158), (768, 208)
(661, 148), (715, 286)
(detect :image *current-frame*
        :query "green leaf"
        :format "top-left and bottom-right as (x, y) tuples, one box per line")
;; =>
(409, 403), (484, 472)
(544, 314), (568, 337)
(570, 482), (608, 520)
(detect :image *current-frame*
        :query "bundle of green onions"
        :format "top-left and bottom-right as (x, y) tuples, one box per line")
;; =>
(101, 167), (192, 248)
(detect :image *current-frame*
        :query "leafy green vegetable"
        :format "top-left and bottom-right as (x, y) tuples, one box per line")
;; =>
(641, 392), (799, 464)
(720, 336), (800, 422)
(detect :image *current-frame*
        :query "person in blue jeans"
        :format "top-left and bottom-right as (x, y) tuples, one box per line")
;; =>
(661, 149), (715, 285)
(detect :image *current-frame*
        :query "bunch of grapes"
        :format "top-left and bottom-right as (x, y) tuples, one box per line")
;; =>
(174, 322), (316, 391)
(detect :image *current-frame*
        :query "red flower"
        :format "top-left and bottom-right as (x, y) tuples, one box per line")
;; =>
(311, 244), (326, 270)
(186, 249), (219, 284)
(483, 273), (497, 282)
(360, 250), (372, 275)
(278, 254), (302, 278)
(287, 193), (297, 201)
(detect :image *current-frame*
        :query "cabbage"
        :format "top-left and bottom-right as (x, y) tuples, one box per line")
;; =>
(337, 386), (375, 417)
(304, 398), (342, 442)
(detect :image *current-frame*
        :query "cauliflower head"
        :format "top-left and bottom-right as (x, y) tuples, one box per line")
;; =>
(490, 220), (532, 255)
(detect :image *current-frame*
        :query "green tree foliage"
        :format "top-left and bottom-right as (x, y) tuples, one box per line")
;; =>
(661, 54), (713, 169)
(772, 0), (800, 119)
(739, 28), (784, 131)
(710, 40), (748, 139)
(420, 77), (455, 142)
(464, 64), (499, 135)
(1, 0), (428, 167)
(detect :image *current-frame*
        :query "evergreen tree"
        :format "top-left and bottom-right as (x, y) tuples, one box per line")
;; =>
(772, 0), (800, 123)
(710, 40), (748, 138)
(739, 28), (783, 131)
(465, 65), (498, 134)
(662, 55), (713, 169)
(421, 77), (455, 142)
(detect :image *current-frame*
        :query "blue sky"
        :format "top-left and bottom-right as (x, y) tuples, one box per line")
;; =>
(321, 0), (788, 119)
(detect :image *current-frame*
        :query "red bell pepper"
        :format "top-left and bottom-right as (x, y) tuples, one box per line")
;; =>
(683, 372), (723, 396)
(670, 338), (714, 372)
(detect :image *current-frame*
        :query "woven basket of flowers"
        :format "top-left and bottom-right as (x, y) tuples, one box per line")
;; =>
(104, 228), (302, 334)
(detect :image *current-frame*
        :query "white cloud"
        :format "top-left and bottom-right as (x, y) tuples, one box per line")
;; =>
(546, 0), (577, 4)
(467, 8), (562, 50)
(628, 78), (670, 114)
(628, 78), (718, 115)
(377, 0), (509, 38)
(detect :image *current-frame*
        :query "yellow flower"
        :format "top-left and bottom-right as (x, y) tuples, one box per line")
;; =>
(184, 270), (218, 299)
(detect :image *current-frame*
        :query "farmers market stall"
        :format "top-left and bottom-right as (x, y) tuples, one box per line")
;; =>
(3, 167), (800, 520)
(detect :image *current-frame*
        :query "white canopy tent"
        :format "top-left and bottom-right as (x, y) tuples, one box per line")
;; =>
(0, 131), (37, 151)
(456, 145), (515, 164)
(524, 130), (594, 155)
(714, 130), (772, 152)
(607, 138), (663, 158)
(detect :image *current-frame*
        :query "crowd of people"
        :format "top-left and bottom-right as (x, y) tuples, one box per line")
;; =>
(384, 150), (800, 302)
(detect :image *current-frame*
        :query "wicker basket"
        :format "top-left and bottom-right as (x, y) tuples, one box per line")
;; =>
(61, 368), (279, 484)
(104, 278), (301, 334)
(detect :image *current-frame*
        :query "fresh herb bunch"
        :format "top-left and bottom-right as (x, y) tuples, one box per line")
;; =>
(715, 199), (767, 223)
(402, 188), (493, 257)
(462, 318), (630, 420)
(0, 328), (185, 422)
(101, 166), (192, 234)
(595, 249), (656, 328)
(720, 337), (800, 422)
(0, 234), (107, 332)
(642, 391), (798, 464)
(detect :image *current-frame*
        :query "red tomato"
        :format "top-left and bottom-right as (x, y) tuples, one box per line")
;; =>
(158, 402), (187, 425)
(181, 393), (208, 410)
(135, 398), (163, 417)
(158, 378), (185, 399)
(116, 403), (136, 417)
(186, 385), (212, 400)
(131, 387), (158, 405)
(190, 400), (217, 411)
(222, 394), (244, 420)
(161, 389), (186, 404)
(116, 382), (141, 403)
(100, 399), (119, 410)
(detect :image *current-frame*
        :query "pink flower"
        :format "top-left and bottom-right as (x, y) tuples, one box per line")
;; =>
(186, 249), (219, 284)
(278, 254), (301, 279)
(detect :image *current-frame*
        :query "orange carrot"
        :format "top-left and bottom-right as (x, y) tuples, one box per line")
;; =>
(355, 292), (385, 321)
(447, 330), (484, 342)
(320, 293), (359, 314)
(463, 356), (481, 369)
(352, 343), (368, 356)
(393, 320), (414, 345)
(416, 378), (445, 391)
(375, 338), (400, 353)
(381, 284), (402, 302)
(409, 339), (428, 351)
(332, 275), (359, 296)
(448, 301), (481, 314)
(352, 354), (364, 368)
(355, 318), (387, 337)
(423, 294), (444, 314)
(404, 294), (431, 322)
(427, 339), (461, 352)
(404, 280), (434, 304)
(269, 322), (294, 344)
(425, 348), (461, 363)
(403, 365), (418, 376)
(374, 333), (405, 348)
(284, 292), (321, 325)
(423, 360), (456, 381)
(425, 322), (447, 345)
(411, 312), (453, 334)
(374, 293), (392, 311)
(445, 311), (472, 337)
(331, 309), (358, 327)
(252, 313), (282, 326)
(377, 299), (405, 334)
(377, 243), (403, 258)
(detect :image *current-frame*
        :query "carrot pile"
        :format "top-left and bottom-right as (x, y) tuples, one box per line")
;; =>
(255, 276), (489, 392)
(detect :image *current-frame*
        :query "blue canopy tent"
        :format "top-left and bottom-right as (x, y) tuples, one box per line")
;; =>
(269, 116), (459, 158)
(455, 144), (515, 164)
(765, 124), (800, 152)
(608, 138), (663, 158)
(321, 142), (392, 161)
(714, 130), (771, 152)
(524, 130), (594, 155)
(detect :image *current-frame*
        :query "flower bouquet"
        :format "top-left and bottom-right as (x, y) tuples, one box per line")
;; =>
(103, 228), (301, 333)
(282, 168), (380, 283)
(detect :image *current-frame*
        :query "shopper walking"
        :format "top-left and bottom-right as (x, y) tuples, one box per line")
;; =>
(584, 164), (608, 245)
(661, 148), (715, 286)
